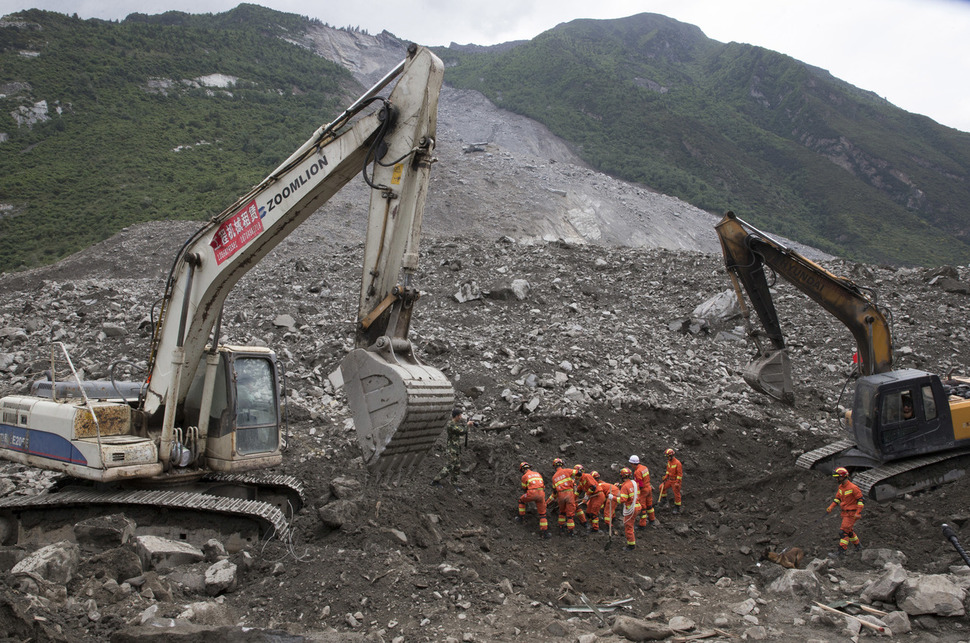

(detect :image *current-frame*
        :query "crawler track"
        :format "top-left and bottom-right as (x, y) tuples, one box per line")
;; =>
(0, 472), (306, 546)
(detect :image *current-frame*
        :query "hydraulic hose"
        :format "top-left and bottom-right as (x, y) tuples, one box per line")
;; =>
(942, 523), (970, 568)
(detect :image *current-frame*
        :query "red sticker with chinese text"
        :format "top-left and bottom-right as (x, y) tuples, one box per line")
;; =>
(210, 200), (263, 265)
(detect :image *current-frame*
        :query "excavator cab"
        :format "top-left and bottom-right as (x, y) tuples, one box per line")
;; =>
(850, 370), (954, 462)
(182, 346), (283, 473)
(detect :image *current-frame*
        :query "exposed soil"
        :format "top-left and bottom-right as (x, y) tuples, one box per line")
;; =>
(2, 220), (970, 642)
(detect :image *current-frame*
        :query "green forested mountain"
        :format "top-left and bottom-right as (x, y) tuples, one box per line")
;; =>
(2, 8), (970, 271)
(438, 14), (970, 266)
(0, 5), (354, 272)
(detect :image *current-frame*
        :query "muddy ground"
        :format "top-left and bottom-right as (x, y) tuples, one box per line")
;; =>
(1, 220), (970, 642)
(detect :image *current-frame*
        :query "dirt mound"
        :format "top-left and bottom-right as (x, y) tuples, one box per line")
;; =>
(1, 226), (970, 641)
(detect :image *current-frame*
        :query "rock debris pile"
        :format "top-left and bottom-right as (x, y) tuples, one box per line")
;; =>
(2, 222), (970, 641)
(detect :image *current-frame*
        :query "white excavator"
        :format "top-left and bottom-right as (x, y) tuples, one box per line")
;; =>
(0, 44), (454, 545)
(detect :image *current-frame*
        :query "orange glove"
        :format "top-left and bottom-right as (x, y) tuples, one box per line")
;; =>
(826, 504), (835, 513)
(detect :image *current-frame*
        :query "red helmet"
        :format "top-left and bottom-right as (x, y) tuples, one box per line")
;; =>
(553, 458), (565, 468)
(833, 467), (849, 478)
(573, 464), (584, 474)
(519, 461), (530, 472)
(619, 467), (632, 479)
(664, 448), (675, 457)
(591, 471), (600, 480)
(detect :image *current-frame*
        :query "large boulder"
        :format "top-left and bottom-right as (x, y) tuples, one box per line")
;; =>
(204, 559), (238, 596)
(11, 540), (79, 584)
(73, 513), (135, 554)
(766, 568), (822, 599)
(611, 615), (671, 641)
(895, 574), (966, 616)
(861, 562), (908, 603)
(134, 535), (204, 571)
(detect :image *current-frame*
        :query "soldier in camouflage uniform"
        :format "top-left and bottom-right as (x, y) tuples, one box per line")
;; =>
(432, 409), (470, 490)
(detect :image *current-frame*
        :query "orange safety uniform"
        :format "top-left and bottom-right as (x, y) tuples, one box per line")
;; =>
(574, 472), (599, 529)
(518, 468), (548, 533)
(552, 466), (578, 532)
(618, 478), (639, 548)
(828, 478), (864, 550)
(601, 482), (620, 528)
(632, 463), (656, 526)
(662, 456), (683, 507)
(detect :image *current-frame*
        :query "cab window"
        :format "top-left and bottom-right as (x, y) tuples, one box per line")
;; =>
(921, 385), (937, 420)
(234, 357), (279, 455)
(881, 389), (915, 424)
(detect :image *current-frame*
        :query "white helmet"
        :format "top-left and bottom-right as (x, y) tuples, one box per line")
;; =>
(628, 455), (640, 465)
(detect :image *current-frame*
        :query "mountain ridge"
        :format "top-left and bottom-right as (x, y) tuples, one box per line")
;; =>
(1, 5), (966, 270)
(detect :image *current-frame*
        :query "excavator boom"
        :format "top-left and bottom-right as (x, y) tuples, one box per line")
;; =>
(715, 211), (893, 402)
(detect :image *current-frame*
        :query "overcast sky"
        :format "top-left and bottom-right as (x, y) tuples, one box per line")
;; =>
(3, 0), (970, 133)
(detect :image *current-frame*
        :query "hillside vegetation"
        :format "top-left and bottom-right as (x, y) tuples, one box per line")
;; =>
(2, 7), (970, 271)
(0, 5), (354, 272)
(438, 13), (970, 266)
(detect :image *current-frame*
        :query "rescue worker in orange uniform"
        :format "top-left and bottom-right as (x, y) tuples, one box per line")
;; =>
(615, 467), (639, 550)
(827, 466), (864, 557)
(551, 458), (579, 536)
(660, 448), (683, 514)
(599, 474), (621, 532)
(584, 471), (610, 532)
(573, 464), (599, 533)
(516, 461), (550, 539)
(629, 455), (659, 528)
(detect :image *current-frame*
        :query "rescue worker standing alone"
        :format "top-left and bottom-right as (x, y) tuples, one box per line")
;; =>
(660, 448), (683, 513)
(629, 455), (659, 528)
(827, 466), (864, 557)
(551, 458), (578, 536)
(616, 467), (639, 551)
(516, 462), (550, 539)
(431, 409), (471, 490)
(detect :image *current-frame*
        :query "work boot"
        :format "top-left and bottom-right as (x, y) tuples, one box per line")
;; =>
(672, 506), (681, 514)
(854, 544), (863, 552)
(568, 529), (576, 538)
(650, 520), (660, 528)
(431, 480), (443, 488)
(624, 544), (636, 551)
(514, 515), (523, 524)
(540, 530), (551, 539)
(635, 524), (645, 531)
(828, 549), (847, 560)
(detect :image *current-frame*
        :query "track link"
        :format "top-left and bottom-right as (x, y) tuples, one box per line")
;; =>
(853, 448), (970, 501)
(0, 486), (291, 544)
(795, 438), (854, 470)
(202, 471), (306, 514)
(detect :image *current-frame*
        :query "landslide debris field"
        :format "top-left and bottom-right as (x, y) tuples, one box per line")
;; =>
(2, 220), (970, 642)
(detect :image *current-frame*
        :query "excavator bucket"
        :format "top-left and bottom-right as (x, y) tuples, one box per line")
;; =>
(340, 338), (455, 474)
(742, 349), (794, 405)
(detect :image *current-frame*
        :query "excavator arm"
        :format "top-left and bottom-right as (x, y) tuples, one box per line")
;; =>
(715, 211), (893, 403)
(143, 44), (453, 471)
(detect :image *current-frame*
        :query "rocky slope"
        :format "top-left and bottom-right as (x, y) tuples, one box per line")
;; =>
(1, 216), (970, 641)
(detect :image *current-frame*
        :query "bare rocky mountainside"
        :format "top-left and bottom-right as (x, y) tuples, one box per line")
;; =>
(3, 22), (970, 643)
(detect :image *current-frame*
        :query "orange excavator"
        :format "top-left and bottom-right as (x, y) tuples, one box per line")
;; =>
(716, 211), (970, 500)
